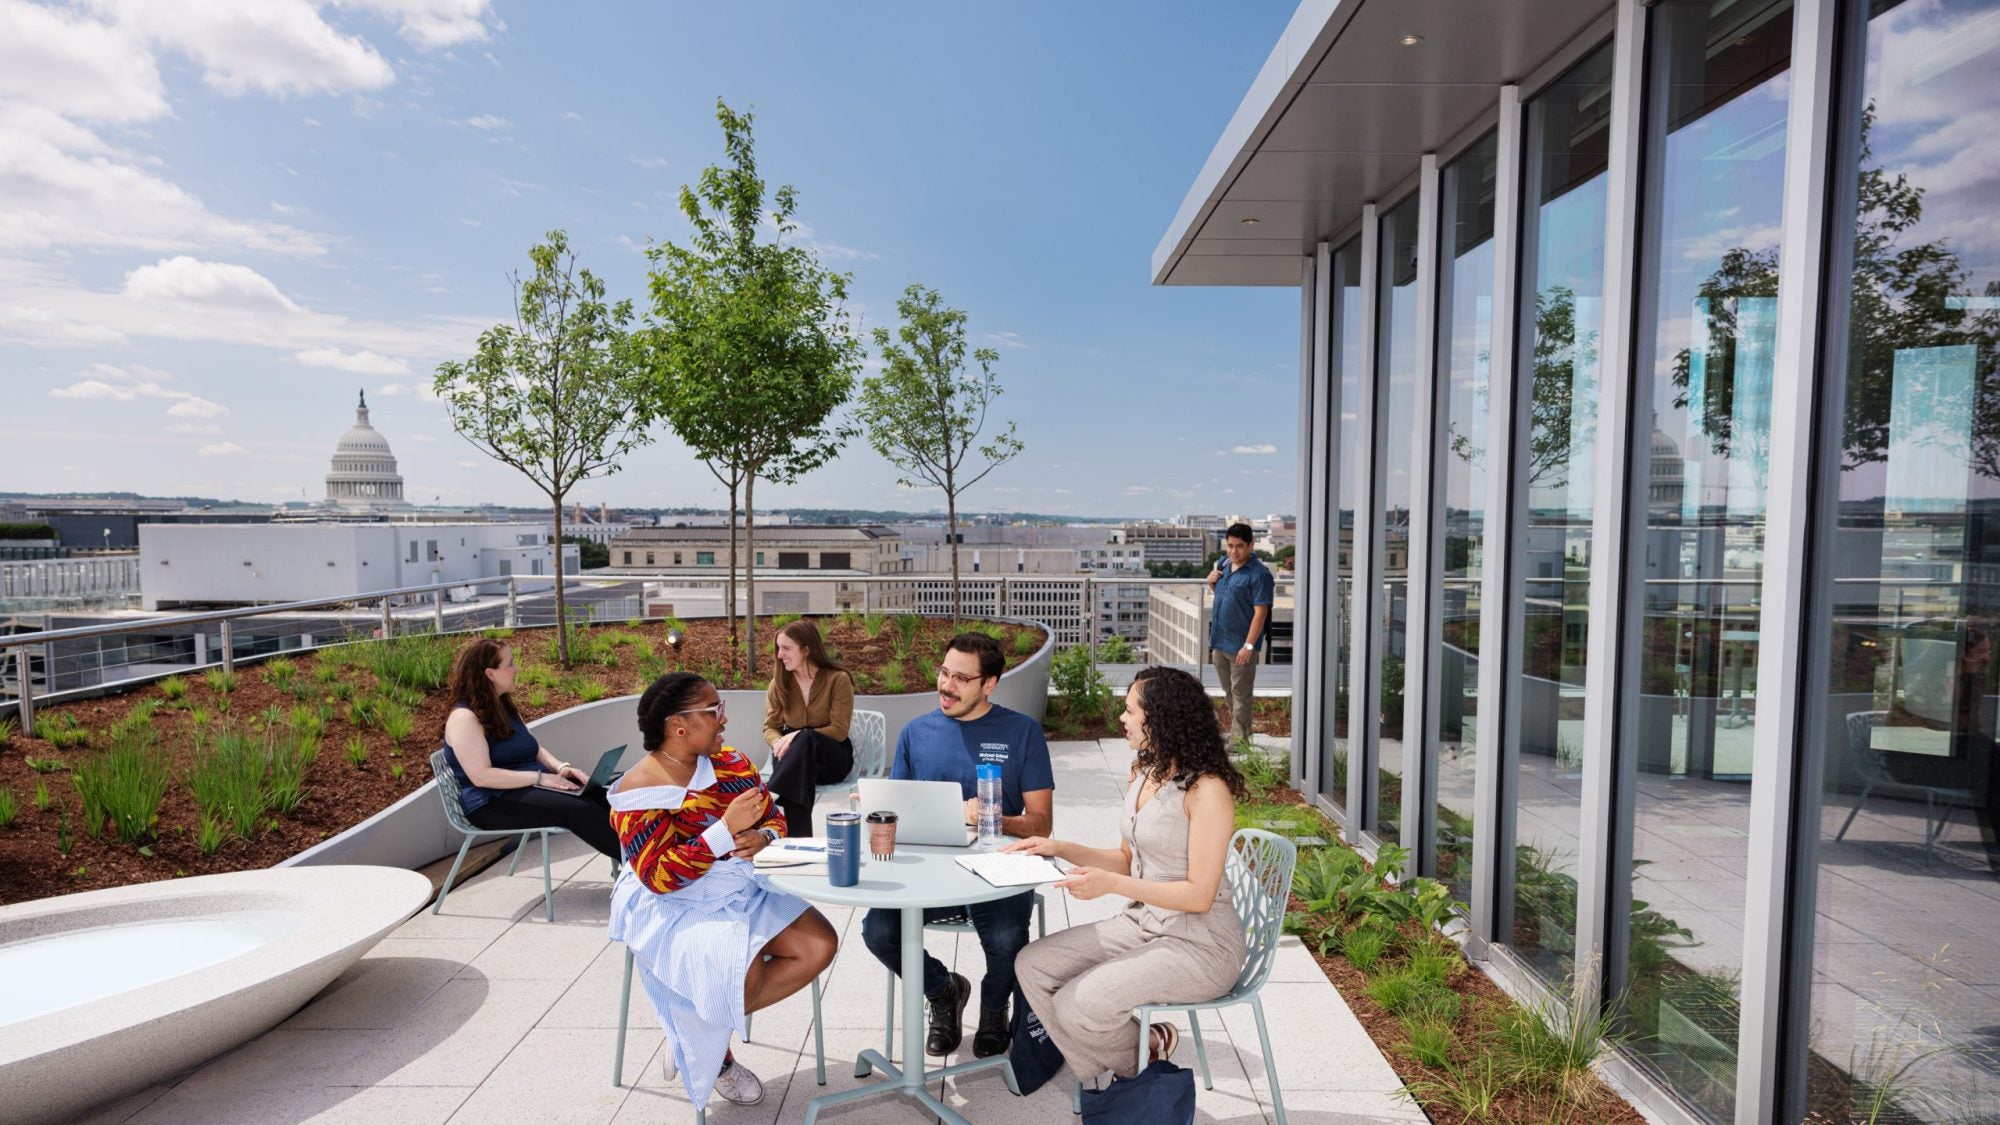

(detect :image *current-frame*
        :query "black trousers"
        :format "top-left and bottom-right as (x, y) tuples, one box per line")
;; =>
(766, 728), (854, 838)
(466, 781), (620, 860)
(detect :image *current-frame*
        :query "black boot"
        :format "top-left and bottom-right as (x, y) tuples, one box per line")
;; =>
(926, 972), (971, 1056)
(973, 1004), (1010, 1057)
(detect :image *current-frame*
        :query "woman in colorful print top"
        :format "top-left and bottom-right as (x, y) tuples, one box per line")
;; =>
(606, 672), (836, 1110)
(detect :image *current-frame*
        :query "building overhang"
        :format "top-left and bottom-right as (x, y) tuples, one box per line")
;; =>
(1152, 0), (1610, 287)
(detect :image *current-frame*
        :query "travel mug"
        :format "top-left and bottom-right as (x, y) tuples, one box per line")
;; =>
(866, 810), (898, 859)
(826, 811), (861, 887)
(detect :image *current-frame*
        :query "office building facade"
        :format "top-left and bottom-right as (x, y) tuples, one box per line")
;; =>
(1158, 1), (1998, 1122)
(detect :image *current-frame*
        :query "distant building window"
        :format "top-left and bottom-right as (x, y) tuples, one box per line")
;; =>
(427, 540), (439, 561)
(820, 552), (851, 570)
(646, 552), (655, 565)
(408, 542), (418, 563)
(778, 552), (809, 569)
(622, 551), (632, 564)
(697, 551), (715, 566)
(673, 552), (683, 565)
(756, 552), (765, 565)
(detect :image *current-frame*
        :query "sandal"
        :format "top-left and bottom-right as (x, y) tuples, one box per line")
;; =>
(1147, 1021), (1179, 1065)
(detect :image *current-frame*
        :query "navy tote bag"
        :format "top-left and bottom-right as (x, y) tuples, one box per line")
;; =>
(1008, 985), (1066, 1095)
(1079, 1060), (1196, 1125)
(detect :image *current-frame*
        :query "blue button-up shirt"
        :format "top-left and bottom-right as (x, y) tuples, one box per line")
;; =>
(1209, 557), (1275, 654)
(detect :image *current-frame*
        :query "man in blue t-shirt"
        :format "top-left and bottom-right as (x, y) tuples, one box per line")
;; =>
(861, 631), (1054, 1059)
(1208, 521), (1274, 744)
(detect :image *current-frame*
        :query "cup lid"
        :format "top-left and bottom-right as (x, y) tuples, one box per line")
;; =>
(865, 810), (898, 823)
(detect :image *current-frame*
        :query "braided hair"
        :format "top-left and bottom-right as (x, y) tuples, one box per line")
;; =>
(1129, 665), (1248, 799)
(637, 672), (711, 752)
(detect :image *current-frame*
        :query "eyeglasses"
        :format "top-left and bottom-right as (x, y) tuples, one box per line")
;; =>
(674, 700), (727, 720)
(935, 665), (985, 687)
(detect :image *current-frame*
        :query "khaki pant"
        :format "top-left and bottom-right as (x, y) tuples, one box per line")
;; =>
(1211, 648), (1257, 744)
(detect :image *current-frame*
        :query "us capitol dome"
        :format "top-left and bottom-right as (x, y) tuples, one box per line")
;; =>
(322, 390), (413, 512)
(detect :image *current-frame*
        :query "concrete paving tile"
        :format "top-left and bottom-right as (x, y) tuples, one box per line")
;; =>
(68, 1084), (173, 1125)
(431, 867), (568, 921)
(543, 941), (660, 1031)
(127, 1085), (472, 1125)
(356, 977), (571, 1087)
(1266, 937), (1327, 983)
(1215, 994), (1402, 1095)
(286, 947), (481, 1030)
(388, 908), (519, 943)
(760, 1028), (944, 1125)
(164, 1029), (384, 1097)
(456, 917), (609, 982)
(442, 1028), (641, 1125)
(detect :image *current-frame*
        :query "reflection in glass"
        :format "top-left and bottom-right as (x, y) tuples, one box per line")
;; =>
(1798, 0), (2000, 1120)
(1324, 240), (1363, 810)
(1623, 2), (1791, 1118)
(1376, 196), (1421, 839)
(1508, 43), (1612, 985)
(1434, 134), (1498, 905)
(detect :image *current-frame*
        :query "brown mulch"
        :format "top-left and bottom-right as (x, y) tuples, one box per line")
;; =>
(1049, 696), (1293, 742)
(0, 615), (1042, 906)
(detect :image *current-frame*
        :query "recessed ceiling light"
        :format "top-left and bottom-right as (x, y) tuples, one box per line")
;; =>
(1399, 34), (1423, 46)
(1240, 217), (1261, 227)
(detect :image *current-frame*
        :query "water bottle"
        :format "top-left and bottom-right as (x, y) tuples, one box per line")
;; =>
(977, 764), (1003, 845)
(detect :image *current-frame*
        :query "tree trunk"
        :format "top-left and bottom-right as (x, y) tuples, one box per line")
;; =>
(551, 491), (570, 667)
(946, 473), (960, 624)
(725, 477), (739, 674)
(744, 473), (758, 678)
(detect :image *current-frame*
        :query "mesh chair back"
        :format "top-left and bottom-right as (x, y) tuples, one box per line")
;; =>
(1846, 710), (1891, 785)
(850, 710), (889, 780)
(430, 747), (478, 833)
(1224, 828), (1298, 997)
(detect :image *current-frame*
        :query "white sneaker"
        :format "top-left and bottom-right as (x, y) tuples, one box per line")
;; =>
(713, 1057), (765, 1106)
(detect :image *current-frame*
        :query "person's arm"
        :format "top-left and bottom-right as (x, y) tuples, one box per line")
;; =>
(1008, 833), (1130, 874)
(890, 728), (913, 781)
(624, 784), (770, 894)
(1237, 603), (1272, 664)
(1002, 788), (1052, 840)
(1057, 777), (1234, 913)
(821, 672), (854, 743)
(445, 710), (553, 790)
(763, 680), (788, 753)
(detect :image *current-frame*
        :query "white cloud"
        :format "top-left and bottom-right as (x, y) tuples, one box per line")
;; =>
(49, 377), (135, 400)
(763, 213), (879, 262)
(197, 441), (246, 456)
(1229, 443), (1277, 455)
(0, 2), (167, 122)
(293, 346), (408, 374)
(373, 380), (437, 399)
(462, 113), (509, 130)
(979, 330), (1029, 350)
(167, 396), (228, 419)
(166, 421), (222, 434)
(48, 361), (178, 400)
(335, 0), (498, 49)
(629, 155), (670, 170)
(95, 0), (396, 96)
(123, 256), (304, 313)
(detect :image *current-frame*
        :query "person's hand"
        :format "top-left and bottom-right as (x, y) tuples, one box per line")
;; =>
(1235, 646), (1254, 667)
(537, 772), (580, 793)
(1055, 866), (1118, 901)
(556, 763), (589, 787)
(1206, 567), (1222, 589)
(773, 731), (797, 758)
(963, 797), (981, 826)
(723, 787), (768, 834)
(730, 829), (771, 860)
(1001, 836), (1061, 857)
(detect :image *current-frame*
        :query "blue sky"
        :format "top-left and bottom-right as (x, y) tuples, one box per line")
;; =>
(5, 0), (1301, 519)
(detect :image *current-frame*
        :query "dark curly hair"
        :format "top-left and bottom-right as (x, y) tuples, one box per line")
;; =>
(1129, 666), (1247, 799)
(637, 672), (711, 751)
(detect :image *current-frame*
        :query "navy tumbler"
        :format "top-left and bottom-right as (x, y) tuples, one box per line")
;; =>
(826, 811), (861, 887)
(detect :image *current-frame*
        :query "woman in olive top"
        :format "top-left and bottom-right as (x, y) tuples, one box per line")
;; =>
(763, 620), (856, 837)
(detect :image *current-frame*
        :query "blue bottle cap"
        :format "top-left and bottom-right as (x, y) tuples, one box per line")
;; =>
(977, 763), (1001, 780)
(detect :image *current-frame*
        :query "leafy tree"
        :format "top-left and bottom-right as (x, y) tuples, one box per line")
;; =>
(563, 535), (610, 570)
(856, 284), (1023, 620)
(645, 101), (863, 675)
(434, 230), (652, 667)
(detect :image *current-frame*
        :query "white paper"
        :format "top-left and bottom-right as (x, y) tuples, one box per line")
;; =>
(956, 852), (1066, 888)
(753, 838), (830, 869)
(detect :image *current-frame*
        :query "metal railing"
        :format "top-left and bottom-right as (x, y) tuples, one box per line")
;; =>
(0, 570), (1280, 728)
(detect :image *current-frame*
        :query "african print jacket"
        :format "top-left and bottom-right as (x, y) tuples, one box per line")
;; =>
(610, 748), (787, 894)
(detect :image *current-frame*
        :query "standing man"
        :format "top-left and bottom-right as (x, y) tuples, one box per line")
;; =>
(861, 632), (1054, 1058)
(1207, 522), (1274, 745)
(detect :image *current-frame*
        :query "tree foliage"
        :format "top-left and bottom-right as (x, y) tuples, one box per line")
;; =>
(644, 100), (862, 674)
(855, 284), (1023, 619)
(433, 230), (652, 667)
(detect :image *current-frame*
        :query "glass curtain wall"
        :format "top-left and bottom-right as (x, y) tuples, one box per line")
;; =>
(1434, 134), (1498, 904)
(1375, 197), (1422, 838)
(1795, 0), (2000, 1120)
(1324, 238), (1364, 813)
(1623, 1), (1793, 1117)
(1507, 44), (1613, 983)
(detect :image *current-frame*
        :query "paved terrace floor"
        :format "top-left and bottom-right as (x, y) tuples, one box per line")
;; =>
(73, 739), (1424, 1125)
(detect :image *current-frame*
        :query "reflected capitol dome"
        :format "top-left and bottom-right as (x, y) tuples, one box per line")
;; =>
(322, 390), (412, 512)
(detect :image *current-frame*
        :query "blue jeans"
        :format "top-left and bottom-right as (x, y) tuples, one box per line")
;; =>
(862, 891), (1036, 1011)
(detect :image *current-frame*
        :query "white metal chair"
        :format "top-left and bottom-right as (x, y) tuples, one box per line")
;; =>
(1835, 710), (1978, 863)
(1071, 828), (1298, 1123)
(429, 746), (598, 923)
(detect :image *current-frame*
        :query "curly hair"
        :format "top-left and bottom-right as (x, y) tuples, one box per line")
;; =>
(1129, 666), (1247, 799)
(444, 637), (521, 742)
(637, 671), (711, 752)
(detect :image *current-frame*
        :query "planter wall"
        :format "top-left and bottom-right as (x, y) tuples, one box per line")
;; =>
(285, 627), (1053, 873)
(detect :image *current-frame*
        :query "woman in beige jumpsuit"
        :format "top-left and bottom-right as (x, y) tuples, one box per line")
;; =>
(1007, 665), (1249, 1082)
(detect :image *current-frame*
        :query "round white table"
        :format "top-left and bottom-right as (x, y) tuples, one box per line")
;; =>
(766, 845), (1028, 1124)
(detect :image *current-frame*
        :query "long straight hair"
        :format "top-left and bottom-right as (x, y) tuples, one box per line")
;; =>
(771, 619), (845, 705)
(445, 637), (521, 742)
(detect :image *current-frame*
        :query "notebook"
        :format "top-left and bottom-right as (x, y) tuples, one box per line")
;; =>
(753, 838), (831, 871)
(956, 852), (1066, 888)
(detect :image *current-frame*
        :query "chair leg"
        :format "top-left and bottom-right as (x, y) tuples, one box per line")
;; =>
(540, 831), (556, 922)
(1072, 1076), (1084, 1115)
(1835, 782), (1874, 841)
(812, 977), (827, 1086)
(613, 948), (633, 1087)
(1036, 894), (1047, 939)
(1189, 1010), (1213, 1089)
(506, 834), (526, 876)
(1250, 994), (1286, 1125)
(1135, 1005), (1150, 1076)
(433, 835), (474, 915)
(744, 1011), (752, 1042)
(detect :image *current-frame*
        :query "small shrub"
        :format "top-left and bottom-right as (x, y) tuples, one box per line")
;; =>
(483, 627), (516, 640)
(188, 726), (270, 839)
(264, 657), (298, 688)
(25, 755), (68, 774)
(204, 668), (236, 694)
(314, 664), (341, 685)
(289, 706), (324, 741)
(771, 612), (802, 630)
(1398, 1018), (1455, 1069)
(364, 634), (456, 691)
(378, 704), (415, 745)
(189, 707), (213, 728)
(891, 614), (922, 653)
(1013, 630), (1038, 655)
(636, 652), (667, 684)
(390, 763), (405, 780)
(32, 777), (52, 810)
(1403, 1045), (1507, 1118)
(72, 725), (171, 842)
(862, 612), (888, 638)
(328, 679), (355, 701)
(344, 736), (368, 768)
(56, 810), (71, 855)
(577, 679), (607, 703)
(159, 675), (190, 702)
(1366, 969), (1429, 1016)
(34, 713), (87, 749)
(1339, 922), (1392, 974)
(525, 686), (549, 709)
(1235, 744), (1287, 797)
(1403, 987), (1463, 1028)
(0, 788), (15, 828)
(260, 704), (288, 729)
(194, 816), (229, 854)
(1049, 645), (1112, 721)
(214, 696), (231, 715)
(880, 662), (907, 694)
(1407, 939), (1464, 987)
(267, 730), (315, 815)
(1492, 988), (1619, 1102)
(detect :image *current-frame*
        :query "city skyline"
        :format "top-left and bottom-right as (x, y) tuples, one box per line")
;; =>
(5, 0), (1302, 518)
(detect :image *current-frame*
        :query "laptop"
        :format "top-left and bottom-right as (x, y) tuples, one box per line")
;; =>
(585, 745), (628, 789)
(856, 778), (977, 847)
